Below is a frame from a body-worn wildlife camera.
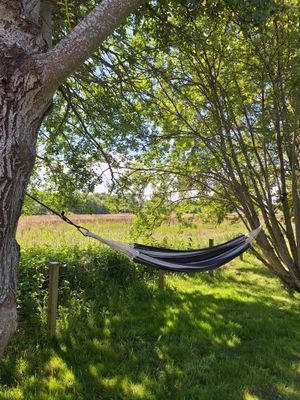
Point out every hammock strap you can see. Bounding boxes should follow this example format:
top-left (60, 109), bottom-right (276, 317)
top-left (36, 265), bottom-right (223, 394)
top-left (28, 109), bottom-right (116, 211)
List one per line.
top-left (25, 192), bottom-right (89, 236)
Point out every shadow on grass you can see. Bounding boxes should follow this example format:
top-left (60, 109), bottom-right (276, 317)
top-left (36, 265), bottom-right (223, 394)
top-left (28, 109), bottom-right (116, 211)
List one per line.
top-left (0, 250), bottom-right (299, 400)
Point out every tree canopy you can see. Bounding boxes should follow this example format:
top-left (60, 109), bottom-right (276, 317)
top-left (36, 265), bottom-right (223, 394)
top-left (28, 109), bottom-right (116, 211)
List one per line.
top-left (35, 1), bottom-right (300, 288)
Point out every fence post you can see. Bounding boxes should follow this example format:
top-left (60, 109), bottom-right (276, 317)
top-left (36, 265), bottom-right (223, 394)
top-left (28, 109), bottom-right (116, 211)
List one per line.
top-left (158, 269), bottom-right (165, 291)
top-left (209, 239), bottom-right (214, 276)
top-left (47, 261), bottom-right (60, 338)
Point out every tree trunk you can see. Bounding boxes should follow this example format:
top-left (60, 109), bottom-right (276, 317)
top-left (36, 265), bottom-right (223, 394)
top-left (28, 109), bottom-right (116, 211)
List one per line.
top-left (0, 290), bottom-right (18, 358)
top-left (0, 1), bottom-right (50, 356)
top-left (0, 88), bottom-right (49, 356)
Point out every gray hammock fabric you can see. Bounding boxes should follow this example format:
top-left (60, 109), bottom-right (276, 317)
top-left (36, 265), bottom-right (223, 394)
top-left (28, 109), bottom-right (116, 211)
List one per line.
top-left (83, 226), bottom-right (261, 272)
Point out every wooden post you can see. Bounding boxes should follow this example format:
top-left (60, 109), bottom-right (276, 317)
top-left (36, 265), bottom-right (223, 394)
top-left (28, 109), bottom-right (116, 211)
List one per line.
top-left (209, 239), bottom-right (214, 276)
top-left (47, 261), bottom-right (60, 338)
top-left (158, 269), bottom-right (165, 291)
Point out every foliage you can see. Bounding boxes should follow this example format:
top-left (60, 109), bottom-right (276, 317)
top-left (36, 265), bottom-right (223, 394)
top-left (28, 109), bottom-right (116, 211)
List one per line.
top-left (35, 0), bottom-right (300, 289)
top-left (22, 191), bottom-right (123, 215)
top-left (119, 0), bottom-right (300, 290)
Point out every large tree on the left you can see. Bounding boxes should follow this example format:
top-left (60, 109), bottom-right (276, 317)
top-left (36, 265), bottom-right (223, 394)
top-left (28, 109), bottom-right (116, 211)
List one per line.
top-left (0, 0), bottom-right (143, 357)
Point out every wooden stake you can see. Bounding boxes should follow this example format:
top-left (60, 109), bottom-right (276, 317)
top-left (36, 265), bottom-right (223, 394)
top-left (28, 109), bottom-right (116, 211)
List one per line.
top-left (47, 261), bottom-right (60, 338)
top-left (209, 239), bottom-right (214, 276)
top-left (158, 270), bottom-right (165, 291)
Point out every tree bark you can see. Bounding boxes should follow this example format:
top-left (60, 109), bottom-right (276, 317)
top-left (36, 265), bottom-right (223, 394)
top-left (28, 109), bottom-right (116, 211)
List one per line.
top-left (40, 0), bottom-right (143, 95)
top-left (0, 1), bottom-right (49, 354)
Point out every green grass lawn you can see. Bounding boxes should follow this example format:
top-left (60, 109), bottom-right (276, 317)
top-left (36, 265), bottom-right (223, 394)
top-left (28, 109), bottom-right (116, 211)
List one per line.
top-left (0, 216), bottom-right (299, 400)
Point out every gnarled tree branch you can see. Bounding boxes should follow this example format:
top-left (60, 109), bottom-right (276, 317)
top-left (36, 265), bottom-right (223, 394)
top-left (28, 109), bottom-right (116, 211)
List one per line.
top-left (39, 0), bottom-right (143, 95)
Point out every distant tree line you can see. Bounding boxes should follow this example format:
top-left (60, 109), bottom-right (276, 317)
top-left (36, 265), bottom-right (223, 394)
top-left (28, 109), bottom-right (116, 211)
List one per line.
top-left (22, 191), bottom-right (132, 215)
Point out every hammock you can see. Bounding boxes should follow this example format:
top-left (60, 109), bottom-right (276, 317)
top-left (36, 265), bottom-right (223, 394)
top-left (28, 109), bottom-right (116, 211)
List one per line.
top-left (25, 193), bottom-right (262, 273)
top-left (83, 226), bottom-right (262, 272)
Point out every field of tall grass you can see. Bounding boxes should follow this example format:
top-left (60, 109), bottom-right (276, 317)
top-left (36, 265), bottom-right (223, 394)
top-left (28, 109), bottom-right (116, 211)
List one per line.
top-left (0, 215), bottom-right (299, 400)
top-left (17, 213), bottom-right (245, 248)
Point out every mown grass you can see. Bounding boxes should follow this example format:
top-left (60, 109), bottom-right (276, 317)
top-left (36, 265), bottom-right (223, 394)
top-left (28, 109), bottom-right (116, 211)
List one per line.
top-left (0, 215), bottom-right (299, 400)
